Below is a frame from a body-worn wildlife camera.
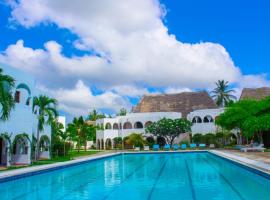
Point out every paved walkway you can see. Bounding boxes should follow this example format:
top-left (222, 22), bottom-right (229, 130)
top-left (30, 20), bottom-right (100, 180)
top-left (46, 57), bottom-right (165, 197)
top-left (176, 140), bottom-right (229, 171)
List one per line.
top-left (211, 150), bottom-right (270, 174)
top-left (220, 150), bottom-right (270, 164)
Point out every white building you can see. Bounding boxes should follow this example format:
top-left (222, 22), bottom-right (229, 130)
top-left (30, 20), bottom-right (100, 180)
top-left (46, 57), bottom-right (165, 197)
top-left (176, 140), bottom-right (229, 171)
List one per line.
top-left (0, 65), bottom-right (51, 166)
top-left (187, 108), bottom-right (224, 134)
top-left (96, 112), bottom-right (181, 149)
top-left (96, 108), bottom-right (223, 149)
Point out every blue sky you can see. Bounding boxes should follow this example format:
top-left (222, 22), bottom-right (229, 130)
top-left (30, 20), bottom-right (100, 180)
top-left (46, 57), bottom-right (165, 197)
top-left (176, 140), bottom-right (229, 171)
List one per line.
top-left (160, 0), bottom-right (270, 76)
top-left (0, 0), bottom-right (269, 119)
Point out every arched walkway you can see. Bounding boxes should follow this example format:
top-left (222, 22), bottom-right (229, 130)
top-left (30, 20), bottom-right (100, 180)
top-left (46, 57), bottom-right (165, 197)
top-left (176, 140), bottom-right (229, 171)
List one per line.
top-left (97, 139), bottom-right (101, 149)
top-left (39, 135), bottom-right (50, 159)
top-left (123, 122), bottom-right (132, 129)
top-left (105, 139), bottom-right (112, 150)
top-left (144, 121), bottom-right (152, 128)
top-left (134, 121), bottom-right (143, 129)
top-left (113, 123), bottom-right (119, 130)
top-left (12, 134), bottom-right (31, 165)
top-left (203, 115), bottom-right (214, 123)
top-left (101, 139), bottom-right (104, 150)
top-left (105, 123), bottom-right (112, 129)
top-left (0, 134), bottom-right (10, 166)
top-left (192, 116), bottom-right (202, 123)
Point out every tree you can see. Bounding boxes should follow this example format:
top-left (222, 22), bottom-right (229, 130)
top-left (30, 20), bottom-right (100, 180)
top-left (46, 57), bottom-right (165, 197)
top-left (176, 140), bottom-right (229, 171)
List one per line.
top-left (52, 121), bottom-right (70, 156)
top-left (118, 108), bottom-right (127, 116)
top-left (211, 80), bottom-right (236, 107)
top-left (146, 118), bottom-right (192, 146)
top-left (87, 109), bottom-right (105, 121)
top-left (32, 95), bottom-right (58, 160)
top-left (216, 97), bottom-right (270, 144)
top-left (0, 68), bottom-right (15, 121)
top-left (125, 133), bottom-right (145, 148)
top-left (68, 116), bottom-right (96, 152)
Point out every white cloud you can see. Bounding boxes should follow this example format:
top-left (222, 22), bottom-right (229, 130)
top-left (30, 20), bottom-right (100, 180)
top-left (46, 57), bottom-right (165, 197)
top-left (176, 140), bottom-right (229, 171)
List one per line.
top-left (40, 80), bottom-right (131, 116)
top-left (111, 85), bottom-right (150, 97)
top-left (164, 86), bottom-right (192, 94)
top-left (6, 0), bottom-right (242, 88)
top-left (0, 0), bottom-right (268, 116)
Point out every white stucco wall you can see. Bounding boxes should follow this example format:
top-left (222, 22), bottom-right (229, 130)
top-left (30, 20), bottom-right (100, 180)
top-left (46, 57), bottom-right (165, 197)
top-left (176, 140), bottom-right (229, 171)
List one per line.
top-left (187, 108), bottom-right (224, 134)
top-left (96, 109), bottom-right (225, 148)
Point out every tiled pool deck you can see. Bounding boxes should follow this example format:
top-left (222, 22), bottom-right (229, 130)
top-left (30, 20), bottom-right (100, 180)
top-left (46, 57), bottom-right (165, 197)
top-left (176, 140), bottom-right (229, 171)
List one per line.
top-left (0, 150), bottom-right (269, 182)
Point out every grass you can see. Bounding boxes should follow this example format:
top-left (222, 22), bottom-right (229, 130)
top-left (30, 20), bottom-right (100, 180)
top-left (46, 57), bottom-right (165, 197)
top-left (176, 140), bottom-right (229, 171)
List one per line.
top-left (0, 150), bottom-right (103, 171)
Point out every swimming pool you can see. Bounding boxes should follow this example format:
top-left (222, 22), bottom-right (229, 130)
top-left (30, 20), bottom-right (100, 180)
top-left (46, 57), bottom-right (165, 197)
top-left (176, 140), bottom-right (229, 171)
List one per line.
top-left (0, 152), bottom-right (269, 200)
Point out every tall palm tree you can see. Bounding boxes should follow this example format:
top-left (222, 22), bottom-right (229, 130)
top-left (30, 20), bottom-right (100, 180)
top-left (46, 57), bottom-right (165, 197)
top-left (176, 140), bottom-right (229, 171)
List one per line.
top-left (33, 95), bottom-right (58, 161)
top-left (0, 68), bottom-right (15, 121)
top-left (211, 80), bottom-right (236, 107)
top-left (87, 109), bottom-right (105, 121)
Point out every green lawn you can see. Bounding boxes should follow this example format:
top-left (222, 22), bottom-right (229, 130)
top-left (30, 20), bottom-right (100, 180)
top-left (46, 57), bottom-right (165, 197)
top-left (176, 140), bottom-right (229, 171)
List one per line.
top-left (0, 150), bottom-right (103, 171)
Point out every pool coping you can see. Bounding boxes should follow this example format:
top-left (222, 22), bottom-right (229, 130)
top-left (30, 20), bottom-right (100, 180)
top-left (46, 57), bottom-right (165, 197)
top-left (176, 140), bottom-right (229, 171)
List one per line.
top-left (209, 150), bottom-right (270, 178)
top-left (0, 152), bottom-right (121, 183)
top-left (0, 150), bottom-right (269, 183)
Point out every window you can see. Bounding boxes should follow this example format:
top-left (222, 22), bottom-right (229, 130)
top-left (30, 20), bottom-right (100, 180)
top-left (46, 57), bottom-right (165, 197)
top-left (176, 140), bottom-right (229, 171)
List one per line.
top-left (15, 91), bottom-right (20, 103)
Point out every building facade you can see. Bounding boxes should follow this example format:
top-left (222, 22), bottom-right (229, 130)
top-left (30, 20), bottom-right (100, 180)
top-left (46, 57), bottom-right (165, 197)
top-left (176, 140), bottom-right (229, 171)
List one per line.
top-left (96, 108), bottom-right (223, 149)
top-left (0, 65), bottom-right (51, 166)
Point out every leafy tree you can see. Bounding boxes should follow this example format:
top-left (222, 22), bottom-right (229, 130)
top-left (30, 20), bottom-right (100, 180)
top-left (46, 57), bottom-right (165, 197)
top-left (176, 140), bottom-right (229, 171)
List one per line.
top-left (113, 137), bottom-right (122, 149)
top-left (0, 68), bottom-right (15, 121)
top-left (118, 108), bottom-right (127, 116)
top-left (216, 97), bottom-right (270, 144)
top-left (32, 95), bottom-right (58, 161)
top-left (211, 80), bottom-right (236, 107)
top-left (146, 118), bottom-right (192, 146)
top-left (68, 116), bottom-right (96, 152)
top-left (52, 121), bottom-right (70, 156)
top-left (125, 133), bottom-right (145, 148)
top-left (87, 109), bottom-right (105, 121)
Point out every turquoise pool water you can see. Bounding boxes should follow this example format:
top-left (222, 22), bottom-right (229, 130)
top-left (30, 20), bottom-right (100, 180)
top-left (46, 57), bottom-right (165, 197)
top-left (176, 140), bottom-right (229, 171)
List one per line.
top-left (0, 152), bottom-right (269, 200)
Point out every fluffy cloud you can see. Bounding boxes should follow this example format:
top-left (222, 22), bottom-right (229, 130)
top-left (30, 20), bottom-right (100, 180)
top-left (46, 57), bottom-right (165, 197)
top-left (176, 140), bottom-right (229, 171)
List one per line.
top-left (6, 0), bottom-right (242, 88)
top-left (164, 87), bottom-right (192, 94)
top-left (0, 0), bottom-right (268, 115)
top-left (40, 80), bottom-right (131, 116)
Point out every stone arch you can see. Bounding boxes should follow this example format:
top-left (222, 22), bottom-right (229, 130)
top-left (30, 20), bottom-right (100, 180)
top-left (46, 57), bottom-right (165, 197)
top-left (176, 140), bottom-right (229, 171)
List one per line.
top-left (144, 121), bottom-right (153, 128)
top-left (15, 83), bottom-right (31, 105)
top-left (105, 138), bottom-right (112, 150)
top-left (123, 122), bottom-right (132, 129)
top-left (134, 121), bottom-right (143, 129)
top-left (203, 115), bottom-right (214, 123)
top-left (192, 116), bottom-right (202, 123)
top-left (105, 122), bottom-right (112, 129)
top-left (113, 123), bottom-right (119, 130)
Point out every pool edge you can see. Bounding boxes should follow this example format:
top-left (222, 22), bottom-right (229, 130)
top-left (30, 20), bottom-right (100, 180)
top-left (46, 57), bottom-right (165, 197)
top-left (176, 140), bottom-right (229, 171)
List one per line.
top-left (0, 150), bottom-right (269, 183)
top-left (0, 152), bottom-right (121, 183)
top-left (209, 150), bottom-right (270, 179)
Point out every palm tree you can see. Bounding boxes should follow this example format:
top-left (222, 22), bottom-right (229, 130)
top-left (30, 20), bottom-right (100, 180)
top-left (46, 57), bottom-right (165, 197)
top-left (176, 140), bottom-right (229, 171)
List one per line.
top-left (211, 80), bottom-right (236, 107)
top-left (0, 68), bottom-right (15, 121)
top-left (51, 121), bottom-right (69, 156)
top-left (87, 109), bottom-right (105, 121)
top-left (33, 95), bottom-right (58, 161)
